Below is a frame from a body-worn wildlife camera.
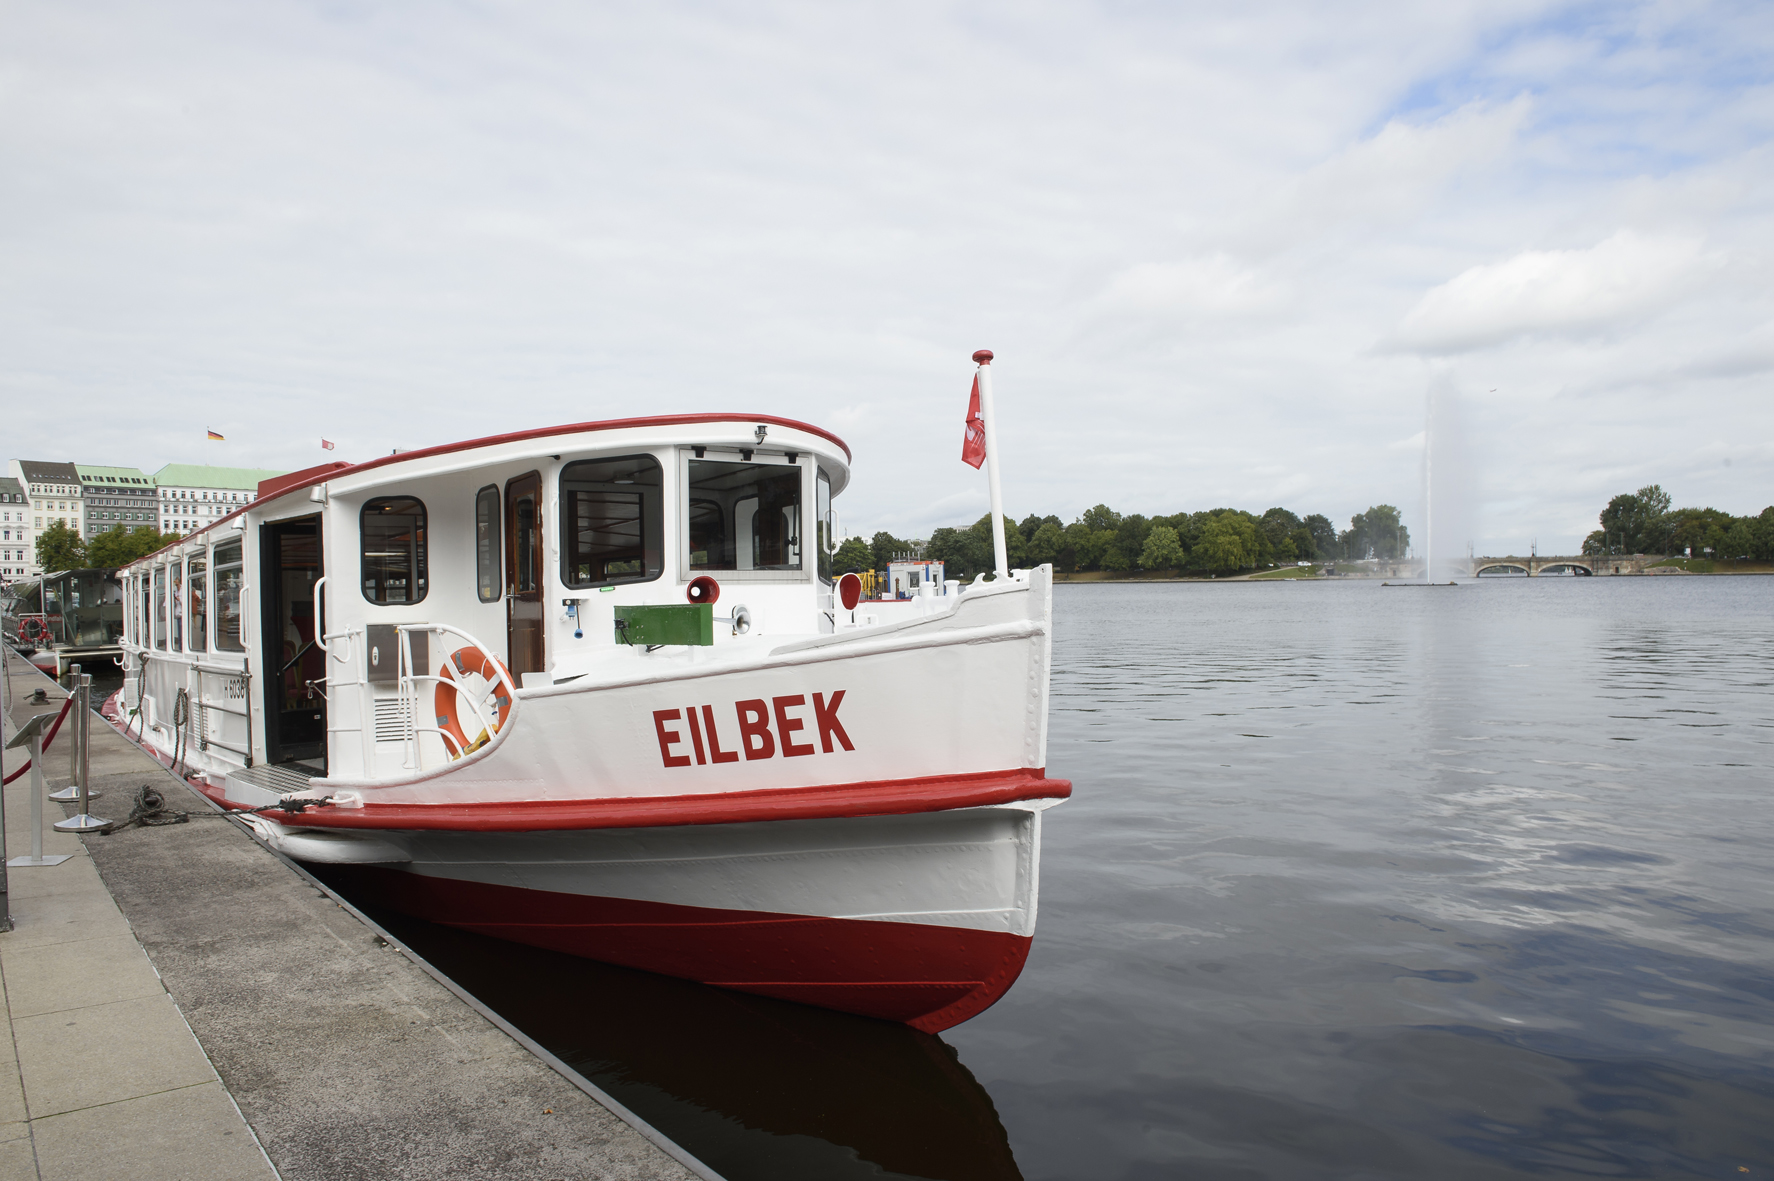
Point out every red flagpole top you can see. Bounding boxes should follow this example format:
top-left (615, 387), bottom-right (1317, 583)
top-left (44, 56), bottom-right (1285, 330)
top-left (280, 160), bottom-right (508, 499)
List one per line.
top-left (972, 349), bottom-right (994, 364)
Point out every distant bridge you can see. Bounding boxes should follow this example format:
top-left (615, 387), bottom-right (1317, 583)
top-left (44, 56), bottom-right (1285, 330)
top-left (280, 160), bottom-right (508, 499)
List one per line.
top-left (1457, 554), bottom-right (1662, 577)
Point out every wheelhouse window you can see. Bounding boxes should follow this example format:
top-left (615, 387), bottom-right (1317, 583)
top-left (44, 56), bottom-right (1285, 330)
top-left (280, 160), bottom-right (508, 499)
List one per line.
top-left (215, 540), bottom-right (244, 651)
top-left (687, 458), bottom-right (802, 573)
top-left (361, 497), bottom-right (428, 604)
top-left (817, 467), bottom-right (833, 583)
top-left (188, 556), bottom-right (208, 653)
top-left (475, 485), bottom-right (501, 602)
top-left (561, 455), bottom-right (662, 588)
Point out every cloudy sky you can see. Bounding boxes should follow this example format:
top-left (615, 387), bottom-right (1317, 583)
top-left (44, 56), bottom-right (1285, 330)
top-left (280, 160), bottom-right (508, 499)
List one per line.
top-left (4, 2), bottom-right (1770, 553)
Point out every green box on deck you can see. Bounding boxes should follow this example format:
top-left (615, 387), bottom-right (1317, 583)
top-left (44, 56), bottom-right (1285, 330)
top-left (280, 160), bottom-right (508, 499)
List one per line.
top-left (613, 604), bottom-right (714, 646)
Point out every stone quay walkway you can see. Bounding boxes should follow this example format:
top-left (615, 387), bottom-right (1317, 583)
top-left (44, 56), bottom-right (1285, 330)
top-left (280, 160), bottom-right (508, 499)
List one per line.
top-left (0, 654), bottom-right (711, 1181)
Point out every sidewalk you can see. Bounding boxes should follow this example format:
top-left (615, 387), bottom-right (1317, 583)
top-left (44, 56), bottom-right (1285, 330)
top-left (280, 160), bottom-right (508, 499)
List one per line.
top-left (0, 654), bottom-right (705, 1181)
top-left (1, 680), bottom-right (276, 1180)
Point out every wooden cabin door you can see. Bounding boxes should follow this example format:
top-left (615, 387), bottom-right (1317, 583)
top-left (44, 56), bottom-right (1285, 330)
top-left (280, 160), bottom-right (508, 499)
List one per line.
top-left (505, 472), bottom-right (544, 680)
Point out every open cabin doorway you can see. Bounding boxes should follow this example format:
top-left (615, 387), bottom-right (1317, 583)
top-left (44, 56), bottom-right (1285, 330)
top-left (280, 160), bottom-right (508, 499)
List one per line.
top-left (505, 472), bottom-right (544, 680)
top-left (261, 516), bottom-right (326, 768)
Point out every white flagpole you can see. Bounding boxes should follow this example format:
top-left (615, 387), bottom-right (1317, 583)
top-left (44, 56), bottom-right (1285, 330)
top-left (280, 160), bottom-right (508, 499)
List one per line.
top-left (974, 349), bottom-right (1009, 577)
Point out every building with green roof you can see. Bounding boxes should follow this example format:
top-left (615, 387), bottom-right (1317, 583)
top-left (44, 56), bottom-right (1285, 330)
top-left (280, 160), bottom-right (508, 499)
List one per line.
top-left (153, 463), bottom-right (288, 538)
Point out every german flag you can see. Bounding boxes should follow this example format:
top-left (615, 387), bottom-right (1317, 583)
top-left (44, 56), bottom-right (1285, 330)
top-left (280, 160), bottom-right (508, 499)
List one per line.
top-left (206, 429), bottom-right (225, 441)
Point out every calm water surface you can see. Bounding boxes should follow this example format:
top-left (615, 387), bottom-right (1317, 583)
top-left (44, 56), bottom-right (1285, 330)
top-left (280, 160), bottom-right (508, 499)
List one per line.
top-left (335, 577), bottom-right (1774, 1180)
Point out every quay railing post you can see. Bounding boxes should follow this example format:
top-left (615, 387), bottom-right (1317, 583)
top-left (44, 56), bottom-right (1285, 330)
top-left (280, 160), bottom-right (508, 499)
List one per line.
top-left (49, 669), bottom-right (98, 803)
top-left (6, 713), bottom-right (71, 868)
top-left (0, 645), bottom-right (11, 929)
top-left (55, 674), bottom-right (108, 834)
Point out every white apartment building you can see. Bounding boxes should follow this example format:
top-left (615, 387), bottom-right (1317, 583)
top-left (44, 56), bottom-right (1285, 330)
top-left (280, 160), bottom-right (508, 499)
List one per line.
top-left (0, 477), bottom-right (28, 581)
top-left (153, 464), bottom-right (286, 537)
top-left (9, 459), bottom-right (83, 580)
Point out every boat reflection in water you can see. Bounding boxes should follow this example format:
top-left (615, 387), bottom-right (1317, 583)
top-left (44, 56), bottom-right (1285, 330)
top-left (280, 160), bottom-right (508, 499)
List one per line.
top-left (326, 885), bottom-right (1023, 1181)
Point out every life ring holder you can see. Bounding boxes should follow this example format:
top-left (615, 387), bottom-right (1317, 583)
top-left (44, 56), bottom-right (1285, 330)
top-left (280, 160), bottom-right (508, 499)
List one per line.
top-left (434, 646), bottom-right (516, 759)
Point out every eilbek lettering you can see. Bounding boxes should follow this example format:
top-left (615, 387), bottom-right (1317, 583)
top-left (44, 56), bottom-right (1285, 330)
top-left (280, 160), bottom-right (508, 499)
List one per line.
top-left (653, 691), bottom-right (853, 768)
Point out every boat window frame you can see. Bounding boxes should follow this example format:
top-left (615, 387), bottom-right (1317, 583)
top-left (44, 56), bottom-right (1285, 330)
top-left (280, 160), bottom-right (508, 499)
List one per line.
top-left (360, 495), bottom-right (429, 605)
top-left (475, 484), bottom-right (502, 603)
top-left (152, 565), bottom-right (167, 650)
top-left (187, 551), bottom-right (208, 653)
top-left (170, 560), bottom-right (184, 652)
top-left (214, 539), bottom-right (245, 652)
top-left (558, 453), bottom-right (664, 590)
top-left (676, 448), bottom-right (810, 584)
top-left (816, 466), bottom-right (833, 585)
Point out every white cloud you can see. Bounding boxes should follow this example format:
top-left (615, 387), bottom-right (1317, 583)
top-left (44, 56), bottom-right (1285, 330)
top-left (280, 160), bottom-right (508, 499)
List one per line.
top-left (1094, 255), bottom-right (1286, 319)
top-left (1387, 231), bottom-right (1724, 353)
top-left (1, 2), bottom-right (1771, 555)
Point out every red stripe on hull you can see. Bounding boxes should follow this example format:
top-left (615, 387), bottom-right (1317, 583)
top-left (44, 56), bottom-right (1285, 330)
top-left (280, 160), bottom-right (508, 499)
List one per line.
top-left (329, 865), bottom-right (1031, 1033)
top-left (285, 767), bottom-right (1070, 833)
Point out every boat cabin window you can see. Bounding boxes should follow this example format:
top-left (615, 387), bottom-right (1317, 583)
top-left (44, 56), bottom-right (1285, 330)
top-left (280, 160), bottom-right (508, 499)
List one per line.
top-left (188, 555), bottom-right (208, 653)
top-left (817, 467), bottom-right (833, 583)
top-left (560, 455), bottom-right (662, 588)
top-left (361, 497), bottom-right (429, 604)
top-left (215, 540), bottom-right (244, 651)
top-left (139, 575), bottom-right (151, 648)
top-left (152, 567), bottom-right (166, 650)
top-left (687, 458), bottom-right (801, 573)
top-left (170, 562), bottom-right (185, 651)
top-left (475, 485), bottom-right (501, 603)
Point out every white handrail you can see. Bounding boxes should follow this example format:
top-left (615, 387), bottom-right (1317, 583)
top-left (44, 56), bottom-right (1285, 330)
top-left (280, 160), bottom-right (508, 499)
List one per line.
top-left (312, 577), bottom-right (329, 657)
top-left (394, 623), bottom-right (517, 774)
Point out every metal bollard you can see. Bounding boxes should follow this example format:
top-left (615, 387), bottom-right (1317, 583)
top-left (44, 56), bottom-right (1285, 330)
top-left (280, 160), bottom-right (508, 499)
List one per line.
top-left (55, 674), bottom-right (108, 834)
top-left (49, 671), bottom-right (99, 803)
top-left (6, 712), bottom-right (71, 867)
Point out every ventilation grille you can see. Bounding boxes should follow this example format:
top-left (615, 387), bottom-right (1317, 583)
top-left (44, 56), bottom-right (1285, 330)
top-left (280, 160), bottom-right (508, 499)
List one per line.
top-left (374, 697), bottom-right (414, 744)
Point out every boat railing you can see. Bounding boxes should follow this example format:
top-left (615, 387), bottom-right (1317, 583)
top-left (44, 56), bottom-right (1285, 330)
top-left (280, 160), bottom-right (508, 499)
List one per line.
top-left (393, 623), bottom-right (517, 774)
top-left (115, 643), bottom-right (253, 765)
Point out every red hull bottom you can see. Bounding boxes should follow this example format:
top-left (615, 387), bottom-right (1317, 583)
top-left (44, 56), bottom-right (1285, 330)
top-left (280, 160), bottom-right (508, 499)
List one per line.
top-left (329, 865), bottom-right (1032, 1033)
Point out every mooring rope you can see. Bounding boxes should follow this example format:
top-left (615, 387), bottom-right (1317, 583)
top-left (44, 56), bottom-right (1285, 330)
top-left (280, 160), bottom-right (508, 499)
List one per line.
top-left (170, 688), bottom-right (190, 777)
top-left (122, 656), bottom-right (148, 741)
top-left (100, 786), bottom-right (336, 835)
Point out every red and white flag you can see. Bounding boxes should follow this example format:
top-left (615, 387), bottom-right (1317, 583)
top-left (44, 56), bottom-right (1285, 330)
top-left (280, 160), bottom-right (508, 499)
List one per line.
top-left (961, 376), bottom-right (986, 469)
top-left (321, 439), bottom-right (335, 451)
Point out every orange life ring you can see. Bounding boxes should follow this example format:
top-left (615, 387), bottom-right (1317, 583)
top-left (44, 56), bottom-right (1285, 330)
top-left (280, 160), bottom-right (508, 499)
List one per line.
top-left (434, 647), bottom-right (514, 757)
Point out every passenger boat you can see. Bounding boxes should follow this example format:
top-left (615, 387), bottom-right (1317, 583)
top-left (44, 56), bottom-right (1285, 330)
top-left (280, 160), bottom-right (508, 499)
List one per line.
top-left (103, 409), bottom-right (1067, 1032)
top-left (6, 568), bottom-right (125, 676)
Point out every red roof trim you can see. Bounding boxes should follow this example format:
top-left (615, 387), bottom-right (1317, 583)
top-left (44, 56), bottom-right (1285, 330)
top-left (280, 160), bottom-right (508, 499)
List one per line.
top-left (258, 461), bottom-right (352, 501)
top-left (268, 767), bottom-right (1068, 833)
top-left (256, 413), bottom-right (852, 512)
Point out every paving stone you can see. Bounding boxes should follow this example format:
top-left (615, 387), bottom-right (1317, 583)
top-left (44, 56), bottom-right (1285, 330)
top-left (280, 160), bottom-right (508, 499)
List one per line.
top-left (31, 1082), bottom-right (273, 1181)
top-left (13, 993), bottom-right (215, 1118)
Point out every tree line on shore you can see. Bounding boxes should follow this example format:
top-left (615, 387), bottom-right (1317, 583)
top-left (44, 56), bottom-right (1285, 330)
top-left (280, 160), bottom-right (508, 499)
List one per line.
top-left (836, 504), bottom-right (1414, 581)
top-left (30, 521), bottom-right (180, 574)
top-left (1581, 485), bottom-right (1774, 560)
